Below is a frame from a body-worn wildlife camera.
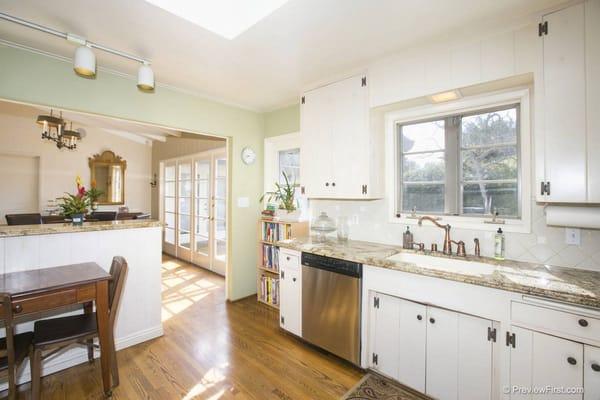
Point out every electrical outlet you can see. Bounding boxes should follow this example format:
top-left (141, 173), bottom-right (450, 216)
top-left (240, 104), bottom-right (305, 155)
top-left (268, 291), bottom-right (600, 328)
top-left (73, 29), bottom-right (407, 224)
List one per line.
top-left (565, 228), bottom-right (581, 246)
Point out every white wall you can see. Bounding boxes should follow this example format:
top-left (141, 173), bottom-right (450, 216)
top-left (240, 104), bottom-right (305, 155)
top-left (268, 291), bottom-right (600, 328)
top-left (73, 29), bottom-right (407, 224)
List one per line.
top-left (308, 14), bottom-right (600, 272)
top-left (0, 102), bottom-right (152, 218)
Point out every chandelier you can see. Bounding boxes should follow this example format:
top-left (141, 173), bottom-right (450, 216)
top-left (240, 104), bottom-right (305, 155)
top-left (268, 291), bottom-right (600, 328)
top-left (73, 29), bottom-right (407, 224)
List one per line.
top-left (36, 110), bottom-right (81, 150)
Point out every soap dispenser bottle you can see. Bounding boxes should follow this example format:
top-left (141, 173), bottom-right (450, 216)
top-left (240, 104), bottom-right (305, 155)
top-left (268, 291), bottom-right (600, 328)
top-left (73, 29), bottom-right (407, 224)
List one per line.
top-left (494, 228), bottom-right (505, 260)
top-left (403, 226), bottom-right (413, 249)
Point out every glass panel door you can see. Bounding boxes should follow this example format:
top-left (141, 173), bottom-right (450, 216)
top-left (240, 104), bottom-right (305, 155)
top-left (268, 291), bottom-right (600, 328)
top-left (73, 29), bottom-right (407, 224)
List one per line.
top-left (177, 160), bottom-right (193, 260)
top-left (212, 154), bottom-right (227, 275)
top-left (162, 161), bottom-right (177, 255)
top-left (193, 157), bottom-right (211, 267)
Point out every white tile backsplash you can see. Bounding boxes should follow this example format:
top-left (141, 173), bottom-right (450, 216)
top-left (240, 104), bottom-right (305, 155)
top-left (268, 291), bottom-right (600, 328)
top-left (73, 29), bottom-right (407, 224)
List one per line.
top-left (308, 198), bottom-right (600, 272)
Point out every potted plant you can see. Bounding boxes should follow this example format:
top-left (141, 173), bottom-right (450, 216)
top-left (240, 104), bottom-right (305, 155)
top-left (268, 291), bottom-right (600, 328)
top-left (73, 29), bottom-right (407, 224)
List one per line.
top-left (260, 172), bottom-right (301, 221)
top-left (86, 179), bottom-right (104, 211)
top-left (58, 176), bottom-right (90, 225)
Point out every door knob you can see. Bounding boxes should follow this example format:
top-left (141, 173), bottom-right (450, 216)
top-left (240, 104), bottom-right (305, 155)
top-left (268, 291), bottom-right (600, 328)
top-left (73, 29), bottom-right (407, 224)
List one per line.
top-left (417, 315), bottom-right (422, 321)
top-left (578, 319), bottom-right (588, 327)
top-left (567, 357), bottom-right (577, 365)
top-left (12, 304), bottom-right (22, 313)
top-left (429, 317), bottom-right (435, 324)
top-left (592, 363), bottom-right (600, 372)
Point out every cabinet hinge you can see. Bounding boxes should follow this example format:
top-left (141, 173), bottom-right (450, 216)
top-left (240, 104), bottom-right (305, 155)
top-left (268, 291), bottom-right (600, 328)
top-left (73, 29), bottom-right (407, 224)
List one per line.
top-left (301, 96), bottom-right (305, 104)
top-left (540, 181), bottom-right (551, 196)
top-left (281, 270), bottom-right (285, 279)
top-left (487, 327), bottom-right (497, 342)
top-left (281, 316), bottom-right (284, 325)
top-left (538, 21), bottom-right (548, 37)
top-left (373, 296), bottom-right (380, 309)
top-left (361, 184), bottom-right (368, 195)
top-left (506, 331), bottom-right (516, 348)
top-left (361, 76), bottom-right (367, 87)
top-left (372, 353), bottom-right (378, 365)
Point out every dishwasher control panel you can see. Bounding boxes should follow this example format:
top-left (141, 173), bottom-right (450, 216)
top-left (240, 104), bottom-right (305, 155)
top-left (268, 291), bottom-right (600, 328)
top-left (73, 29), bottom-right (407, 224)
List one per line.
top-left (301, 252), bottom-right (362, 277)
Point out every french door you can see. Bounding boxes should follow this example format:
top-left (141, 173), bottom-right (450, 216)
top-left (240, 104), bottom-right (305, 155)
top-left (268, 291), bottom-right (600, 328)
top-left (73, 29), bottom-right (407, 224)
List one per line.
top-left (161, 149), bottom-right (227, 276)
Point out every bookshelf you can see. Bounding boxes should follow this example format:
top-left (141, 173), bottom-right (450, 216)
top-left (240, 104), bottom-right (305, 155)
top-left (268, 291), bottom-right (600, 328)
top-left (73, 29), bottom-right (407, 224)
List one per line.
top-left (257, 218), bottom-right (308, 310)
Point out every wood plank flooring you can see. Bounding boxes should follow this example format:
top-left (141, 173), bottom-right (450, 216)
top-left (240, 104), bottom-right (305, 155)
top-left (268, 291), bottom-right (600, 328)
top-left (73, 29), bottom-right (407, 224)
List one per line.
top-left (8, 255), bottom-right (364, 399)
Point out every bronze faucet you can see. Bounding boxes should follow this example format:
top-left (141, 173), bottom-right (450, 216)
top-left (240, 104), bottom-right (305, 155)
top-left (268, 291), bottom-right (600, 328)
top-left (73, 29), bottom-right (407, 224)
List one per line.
top-left (451, 240), bottom-right (466, 257)
top-left (417, 216), bottom-right (452, 255)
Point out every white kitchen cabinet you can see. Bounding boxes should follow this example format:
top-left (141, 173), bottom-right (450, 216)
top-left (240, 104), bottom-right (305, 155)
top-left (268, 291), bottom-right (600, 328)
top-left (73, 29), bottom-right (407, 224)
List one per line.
top-left (426, 307), bottom-right (459, 399)
top-left (509, 326), bottom-right (584, 400)
top-left (300, 74), bottom-right (381, 199)
top-left (584, 345), bottom-right (600, 400)
top-left (538, 0), bottom-right (600, 203)
top-left (370, 293), bottom-right (402, 379)
top-left (279, 249), bottom-right (301, 336)
top-left (397, 298), bottom-right (427, 392)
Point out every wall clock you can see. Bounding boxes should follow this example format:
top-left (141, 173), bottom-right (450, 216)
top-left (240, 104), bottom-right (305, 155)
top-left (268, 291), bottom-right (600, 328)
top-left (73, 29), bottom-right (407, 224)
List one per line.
top-left (241, 146), bottom-right (256, 165)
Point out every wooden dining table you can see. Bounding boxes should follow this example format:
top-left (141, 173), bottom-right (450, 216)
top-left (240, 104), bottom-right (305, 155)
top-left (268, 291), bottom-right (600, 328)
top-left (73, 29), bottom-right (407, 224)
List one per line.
top-left (0, 262), bottom-right (113, 396)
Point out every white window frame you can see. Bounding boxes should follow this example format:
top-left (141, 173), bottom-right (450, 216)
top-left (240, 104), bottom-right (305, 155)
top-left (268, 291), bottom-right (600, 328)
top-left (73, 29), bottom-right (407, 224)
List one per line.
top-left (385, 88), bottom-right (532, 233)
top-left (264, 132), bottom-right (301, 193)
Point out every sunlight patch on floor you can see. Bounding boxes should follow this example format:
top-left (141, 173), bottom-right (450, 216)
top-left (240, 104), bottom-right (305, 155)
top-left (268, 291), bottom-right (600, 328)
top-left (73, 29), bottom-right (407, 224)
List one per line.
top-left (181, 365), bottom-right (227, 400)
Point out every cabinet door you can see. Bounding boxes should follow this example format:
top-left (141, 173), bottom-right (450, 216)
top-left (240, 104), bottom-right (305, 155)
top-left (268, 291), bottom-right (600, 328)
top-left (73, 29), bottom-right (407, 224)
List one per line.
top-left (510, 326), bottom-right (583, 400)
top-left (397, 299), bottom-right (427, 392)
top-left (300, 86), bottom-right (334, 198)
top-left (279, 267), bottom-right (301, 336)
top-left (426, 307), bottom-right (459, 400)
top-left (457, 313), bottom-right (493, 400)
top-left (370, 293), bottom-right (401, 379)
top-left (542, 3), bottom-right (587, 202)
top-left (584, 345), bottom-right (600, 400)
top-left (330, 75), bottom-right (370, 198)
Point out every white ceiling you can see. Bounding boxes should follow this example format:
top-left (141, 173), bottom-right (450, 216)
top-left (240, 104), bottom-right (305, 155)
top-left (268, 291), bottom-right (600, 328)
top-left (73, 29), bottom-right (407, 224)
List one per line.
top-left (0, 0), bottom-right (567, 111)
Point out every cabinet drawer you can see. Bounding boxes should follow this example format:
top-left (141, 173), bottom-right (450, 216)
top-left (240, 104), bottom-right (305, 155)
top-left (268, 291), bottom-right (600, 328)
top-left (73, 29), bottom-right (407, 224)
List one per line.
top-left (512, 301), bottom-right (600, 343)
top-left (13, 288), bottom-right (78, 316)
top-left (280, 249), bottom-right (300, 270)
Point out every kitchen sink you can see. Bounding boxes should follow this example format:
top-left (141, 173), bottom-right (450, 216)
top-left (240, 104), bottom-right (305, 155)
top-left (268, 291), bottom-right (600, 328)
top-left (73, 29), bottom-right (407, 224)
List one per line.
top-left (386, 252), bottom-right (497, 276)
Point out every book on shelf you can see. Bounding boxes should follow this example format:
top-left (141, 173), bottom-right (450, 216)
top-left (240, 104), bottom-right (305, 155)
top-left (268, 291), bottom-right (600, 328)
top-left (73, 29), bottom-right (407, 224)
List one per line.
top-left (262, 244), bottom-right (279, 272)
top-left (259, 274), bottom-right (279, 306)
top-left (262, 221), bottom-right (294, 242)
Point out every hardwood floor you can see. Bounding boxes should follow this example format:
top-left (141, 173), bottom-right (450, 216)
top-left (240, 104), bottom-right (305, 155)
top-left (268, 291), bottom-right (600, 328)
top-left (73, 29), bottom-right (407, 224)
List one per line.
top-left (9, 255), bottom-right (364, 399)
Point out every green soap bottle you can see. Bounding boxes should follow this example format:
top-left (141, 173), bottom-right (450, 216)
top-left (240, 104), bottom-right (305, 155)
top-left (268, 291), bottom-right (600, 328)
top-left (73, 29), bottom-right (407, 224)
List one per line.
top-left (494, 228), bottom-right (505, 260)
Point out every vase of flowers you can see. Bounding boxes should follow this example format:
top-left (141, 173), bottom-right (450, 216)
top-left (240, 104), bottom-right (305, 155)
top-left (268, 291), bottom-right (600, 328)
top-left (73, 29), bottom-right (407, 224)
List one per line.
top-left (86, 180), bottom-right (104, 211)
top-left (58, 176), bottom-right (90, 225)
top-left (260, 172), bottom-right (301, 221)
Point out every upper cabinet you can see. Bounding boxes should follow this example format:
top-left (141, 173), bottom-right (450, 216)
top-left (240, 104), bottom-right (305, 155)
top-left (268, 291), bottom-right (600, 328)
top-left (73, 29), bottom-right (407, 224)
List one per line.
top-left (300, 74), bottom-right (382, 199)
top-left (538, 0), bottom-right (600, 203)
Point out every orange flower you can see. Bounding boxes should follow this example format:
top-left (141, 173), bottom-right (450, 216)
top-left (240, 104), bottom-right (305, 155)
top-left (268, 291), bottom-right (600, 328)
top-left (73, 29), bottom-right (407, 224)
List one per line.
top-left (91, 179), bottom-right (97, 189)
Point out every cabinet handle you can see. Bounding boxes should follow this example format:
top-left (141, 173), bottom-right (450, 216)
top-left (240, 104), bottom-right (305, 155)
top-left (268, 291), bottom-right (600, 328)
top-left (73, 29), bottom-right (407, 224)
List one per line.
top-left (292, 277), bottom-right (296, 282)
top-left (417, 315), bottom-right (422, 321)
top-left (567, 357), bottom-right (577, 366)
top-left (332, 182), bottom-right (336, 187)
top-left (12, 304), bottom-right (22, 314)
top-left (286, 256), bottom-right (291, 261)
top-left (325, 182), bottom-right (329, 187)
top-left (592, 363), bottom-right (600, 372)
top-left (429, 317), bottom-right (435, 324)
top-left (540, 181), bottom-right (545, 196)
top-left (578, 319), bottom-right (588, 327)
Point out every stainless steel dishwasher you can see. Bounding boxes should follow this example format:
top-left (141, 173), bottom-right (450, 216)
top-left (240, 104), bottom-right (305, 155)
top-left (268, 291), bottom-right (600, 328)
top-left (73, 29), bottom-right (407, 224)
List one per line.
top-left (301, 252), bottom-right (362, 365)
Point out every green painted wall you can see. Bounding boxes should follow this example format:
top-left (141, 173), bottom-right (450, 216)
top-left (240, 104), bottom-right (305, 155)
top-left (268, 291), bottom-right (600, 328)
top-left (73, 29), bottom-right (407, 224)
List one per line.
top-left (0, 44), bottom-right (263, 301)
top-left (264, 104), bottom-right (300, 137)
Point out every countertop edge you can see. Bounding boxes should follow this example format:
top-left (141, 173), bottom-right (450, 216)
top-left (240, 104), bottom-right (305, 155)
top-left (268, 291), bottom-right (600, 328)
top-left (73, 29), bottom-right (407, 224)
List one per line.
top-left (0, 220), bottom-right (163, 238)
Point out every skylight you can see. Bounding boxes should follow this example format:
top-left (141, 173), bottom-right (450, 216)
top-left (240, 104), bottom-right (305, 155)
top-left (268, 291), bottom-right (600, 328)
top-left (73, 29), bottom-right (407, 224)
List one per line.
top-left (145, 0), bottom-right (290, 40)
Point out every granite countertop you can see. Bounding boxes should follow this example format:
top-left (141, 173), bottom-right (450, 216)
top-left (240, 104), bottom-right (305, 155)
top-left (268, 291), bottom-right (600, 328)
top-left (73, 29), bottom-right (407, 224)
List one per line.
top-left (0, 219), bottom-right (163, 238)
top-left (277, 237), bottom-right (600, 309)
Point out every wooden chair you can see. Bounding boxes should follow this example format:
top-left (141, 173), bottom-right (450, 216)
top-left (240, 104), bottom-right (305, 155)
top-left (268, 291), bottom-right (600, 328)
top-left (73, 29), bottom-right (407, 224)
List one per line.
top-left (40, 215), bottom-right (67, 224)
top-left (0, 294), bottom-right (34, 400)
top-left (29, 257), bottom-right (128, 399)
top-left (5, 214), bottom-right (42, 225)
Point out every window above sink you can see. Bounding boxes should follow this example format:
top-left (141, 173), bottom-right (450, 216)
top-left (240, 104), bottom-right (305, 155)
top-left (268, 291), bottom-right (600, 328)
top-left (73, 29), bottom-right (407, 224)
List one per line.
top-left (385, 88), bottom-right (532, 233)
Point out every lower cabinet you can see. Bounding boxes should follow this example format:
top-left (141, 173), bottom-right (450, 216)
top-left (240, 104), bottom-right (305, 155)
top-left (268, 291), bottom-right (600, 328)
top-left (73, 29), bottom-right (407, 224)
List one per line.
top-left (369, 292), bottom-right (494, 400)
top-left (509, 326), bottom-right (600, 400)
top-left (279, 250), bottom-right (301, 336)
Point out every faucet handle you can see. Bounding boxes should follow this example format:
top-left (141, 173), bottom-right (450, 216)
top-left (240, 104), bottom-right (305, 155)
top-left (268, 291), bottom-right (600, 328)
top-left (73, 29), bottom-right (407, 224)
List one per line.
top-left (474, 238), bottom-right (481, 257)
top-left (452, 240), bottom-right (466, 257)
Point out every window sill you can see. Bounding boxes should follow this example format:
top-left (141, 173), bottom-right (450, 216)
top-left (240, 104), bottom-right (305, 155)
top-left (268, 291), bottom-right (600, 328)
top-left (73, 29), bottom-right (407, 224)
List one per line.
top-left (390, 214), bottom-right (531, 234)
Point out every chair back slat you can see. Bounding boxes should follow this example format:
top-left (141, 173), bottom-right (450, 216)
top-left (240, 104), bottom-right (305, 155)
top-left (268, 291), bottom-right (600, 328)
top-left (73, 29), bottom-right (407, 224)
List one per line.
top-left (5, 213), bottom-right (42, 225)
top-left (108, 256), bottom-right (128, 328)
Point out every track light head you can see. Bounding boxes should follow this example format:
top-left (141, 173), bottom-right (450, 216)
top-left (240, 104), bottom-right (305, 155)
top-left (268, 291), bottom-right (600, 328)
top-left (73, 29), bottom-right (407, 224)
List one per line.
top-left (137, 62), bottom-right (155, 92)
top-left (73, 45), bottom-right (96, 78)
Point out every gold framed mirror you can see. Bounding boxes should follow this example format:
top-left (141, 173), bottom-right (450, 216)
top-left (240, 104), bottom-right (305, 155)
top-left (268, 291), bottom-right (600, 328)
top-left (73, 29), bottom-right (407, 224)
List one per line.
top-left (89, 150), bottom-right (126, 205)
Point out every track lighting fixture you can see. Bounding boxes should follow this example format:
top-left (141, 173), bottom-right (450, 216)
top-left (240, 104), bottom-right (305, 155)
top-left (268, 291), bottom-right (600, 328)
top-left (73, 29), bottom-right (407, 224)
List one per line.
top-left (137, 62), bottom-right (155, 92)
top-left (73, 45), bottom-right (96, 78)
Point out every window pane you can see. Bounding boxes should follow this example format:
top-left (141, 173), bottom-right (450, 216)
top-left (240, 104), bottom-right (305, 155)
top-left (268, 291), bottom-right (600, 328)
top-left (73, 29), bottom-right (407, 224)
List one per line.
top-left (279, 148), bottom-right (300, 183)
top-left (165, 182), bottom-right (175, 197)
top-left (463, 182), bottom-right (518, 216)
top-left (196, 180), bottom-right (209, 198)
top-left (215, 219), bottom-right (226, 241)
top-left (164, 166), bottom-right (175, 181)
top-left (179, 180), bottom-right (192, 197)
top-left (179, 230), bottom-right (191, 249)
top-left (402, 184), bottom-right (444, 213)
top-left (164, 197), bottom-right (175, 213)
top-left (216, 199), bottom-right (226, 220)
top-left (196, 217), bottom-right (209, 237)
top-left (178, 163), bottom-right (191, 180)
top-left (216, 240), bottom-right (226, 259)
top-left (179, 197), bottom-right (191, 214)
top-left (403, 152), bottom-right (445, 182)
top-left (216, 158), bottom-right (227, 178)
top-left (164, 212), bottom-right (175, 229)
top-left (401, 120), bottom-right (445, 153)
top-left (164, 228), bottom-right (175, 244)
top-left (196, 198), bottom-right (209, 218)
top-left (215, 178), bottom-right (226, 199)
top-left (462, 146), bottom-right (517, 181)
top-left (195, 161), bottom-right (209, 180)
top-left (179, 214), bottom-right (190, 231)
top-left (461, 108), bottom-right (517, 148)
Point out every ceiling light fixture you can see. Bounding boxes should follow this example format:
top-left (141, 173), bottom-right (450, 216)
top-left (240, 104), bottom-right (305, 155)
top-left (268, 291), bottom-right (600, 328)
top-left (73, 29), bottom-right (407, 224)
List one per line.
top-left (0, 12), bottom-right (154, 93)
top-left (429, 90), bottom-right (462, 103)
top-left (37, 110), bottom-right (82, 150)
top-left (137, 62), bottom-right (155, 91)
top-left (144, 0), bottom-right (290, 40)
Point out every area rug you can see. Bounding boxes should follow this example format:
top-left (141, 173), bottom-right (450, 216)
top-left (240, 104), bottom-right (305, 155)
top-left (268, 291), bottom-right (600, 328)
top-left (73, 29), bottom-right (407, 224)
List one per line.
top-left (341, 373), bottom-right (431, 400)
